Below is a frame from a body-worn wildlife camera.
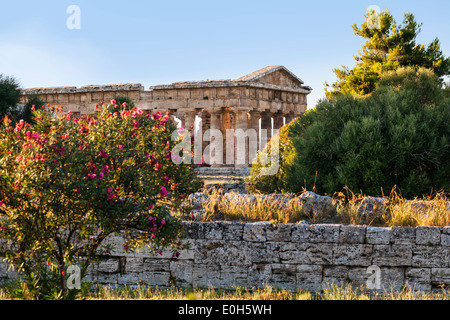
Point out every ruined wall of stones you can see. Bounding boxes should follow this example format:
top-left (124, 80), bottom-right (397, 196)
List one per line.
top-left (2, 221), bottom-right (448, 293)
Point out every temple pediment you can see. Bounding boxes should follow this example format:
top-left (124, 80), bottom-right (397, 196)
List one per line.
top-left (234, 66), bottom-right (306, 90)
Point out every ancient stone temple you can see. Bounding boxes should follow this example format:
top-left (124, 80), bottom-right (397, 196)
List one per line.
top-left (20, 66), bottom-right (311, 170)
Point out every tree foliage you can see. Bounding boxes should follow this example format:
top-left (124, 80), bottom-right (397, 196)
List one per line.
top-left (0, 74), bottom-right (21, 119)
top-left (326, 9), bottom-right (450, 98)
top-left (250, 67), bottom-right (449, 198)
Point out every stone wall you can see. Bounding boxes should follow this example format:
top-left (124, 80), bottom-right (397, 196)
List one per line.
top-left (3, 221), bottom-right (446, 294)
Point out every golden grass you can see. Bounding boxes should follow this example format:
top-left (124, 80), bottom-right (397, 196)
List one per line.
top-left (35, 283), bottom-right (449, 300)
top-left (199, 191), bottom-right (303, 224)
top-left (193, 187), bottom-right (449, 227)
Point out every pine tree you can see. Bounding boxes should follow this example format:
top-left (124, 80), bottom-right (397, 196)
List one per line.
top-left (326, 9), bottom-right (450, 98)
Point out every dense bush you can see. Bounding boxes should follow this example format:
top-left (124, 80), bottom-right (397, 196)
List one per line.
top-left (0, 74), bottom-right (21, 120)
top-left (249, 67), bottom-right (449, 198)
top-left (0, 102), bottom-right (201, 299)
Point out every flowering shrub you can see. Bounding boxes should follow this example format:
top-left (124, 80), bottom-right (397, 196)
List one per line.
top-left (0, 101), bottom-right (201, 299)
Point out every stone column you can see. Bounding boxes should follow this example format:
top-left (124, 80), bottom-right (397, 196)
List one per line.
top-left (234, 110), bottom-right (248, 167)
top-left (260, 111), bottom-right (272, 146)
top-left (200, 111), bottom-right (211, 166)
top-left (273, 113), bottom-right (284, 131)
top-left (221, 109), bottom-right (232, 166)
top-left (209, 110), bottom-right (223, 168)
top-left (247, 110), bottom-right (260, 164)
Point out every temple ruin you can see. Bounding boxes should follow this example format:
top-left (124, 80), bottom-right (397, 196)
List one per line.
top-left (20, 65), bottom-right (311, 172)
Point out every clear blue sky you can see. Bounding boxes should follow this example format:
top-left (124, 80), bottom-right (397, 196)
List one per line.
top-left (1, 0), bottom-right (449, 108)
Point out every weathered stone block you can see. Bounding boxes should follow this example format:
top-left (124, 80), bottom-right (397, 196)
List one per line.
top-left (222, 221), bottom-right (245, 240)
top-left (366, 227), bottom-right (390, 244)
top-left (98, 258), bottom-right (120, 273)
top-left (412, 245), bottom-right (449, 268)
top-left (416, 226), bottom-right (441, 245)
top-left (405, 267), bottom-right (431, 292)
top-left (143, 259), bottom-right (170, 272)
top-left (333, 244), bottom-right (373, 266)
top-left (294, 191), bottom-right (337, 219)
top-left (372, 244), bottom-right (412, 266)
top-left (431, 268), bottom-right (450, 286)
top-left (307, 243), bottom-right (334, 264)
top-left (246, 264), bottom-right (272, 288)
top-left (266, 223), bottom-right (293, 242)
top-left (170, 260), bottom-right (193, 284)
top-left (243, 222), bottom-right (268, 242)
top-left (194, 240), bottom-right (251, 266)
top-left (142, 271), bottom-right (171, 286)
top-left (296, 265), bottom-right (323, 292)
top-left (357, 197), bottom-right (389, 224)
top-left (192, 265), bottom-right (221, 288)
top-left (441, 227), bottom-right (450, 246)
top-left (292, 224), bottom-right (340, 243)
top-left (249, 242), bottom-right (280, 264)
top-left (182, 221), bottom-right (205, 239)
top-left (125, 257), bottom-right (143, 273)
top-left (339, 225), bottom-right (366, 244)
top-left (204, 222), bottom-right (223, 240)
top-left (390, 227), bottom-right (416, 244)
top-left (270, 263), bottom-right (298, 290)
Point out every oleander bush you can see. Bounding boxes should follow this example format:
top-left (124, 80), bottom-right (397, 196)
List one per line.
top-left (0, 101), bottom-right (201, 299)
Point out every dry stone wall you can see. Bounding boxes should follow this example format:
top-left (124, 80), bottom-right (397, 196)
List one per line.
top-left (1, 221), bottom-right (449, 293)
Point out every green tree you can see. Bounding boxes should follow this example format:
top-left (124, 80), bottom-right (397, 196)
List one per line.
top-left (251, 67), bottom-right (449, 198)
top-left (14, 94), bottom-right (46, 124)
top-left (0, 74), bottom-right (21, 119)
top-left (0, 103), bottom-right (201, 299)
top-left (326, 9), bottom-right (450, 98)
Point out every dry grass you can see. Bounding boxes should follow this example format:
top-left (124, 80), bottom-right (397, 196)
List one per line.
top-left (332, 187), bottom-right (450, 227)
top-left (199, 191), bottom-right (303, 224)
top-left (192, 187), bottom-right (449, 227)
top-left (55, 283), bottom-right (450, 300)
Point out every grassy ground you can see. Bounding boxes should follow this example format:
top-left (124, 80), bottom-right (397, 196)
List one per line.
top-left (195, 187), bottom-right (449, 227)
top-left (56, 283), bottom-right (450, 300)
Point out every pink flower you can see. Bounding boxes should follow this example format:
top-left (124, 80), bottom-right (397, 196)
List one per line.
top-left (118, 144), bottom-right (123, 150)
top-left (107, 193), bottom-right (114, 201)
top-left (160, 219), bottom-right (166, 226)
top-left (123, 102), bottom-right (127, 108)
top-left (102, 165), bottom-right (110, 175)
top-left (107, 187), bottom-right (114, 193)
top-left (99, 150), bottom-right (109, 158)
top-left (151, 111), bottom-right (162, 120)
top-left (111, 99), bottom-right (116, 105)
top-left (160, 186), bottom-right (168, 197)
top-left (148, 204), bottom-right (154, 209)
top-left (0, 201), bottom-right (3, 206)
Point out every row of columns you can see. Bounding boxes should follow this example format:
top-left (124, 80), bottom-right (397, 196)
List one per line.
top-left (173, 109), bottom-right (297, 167)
